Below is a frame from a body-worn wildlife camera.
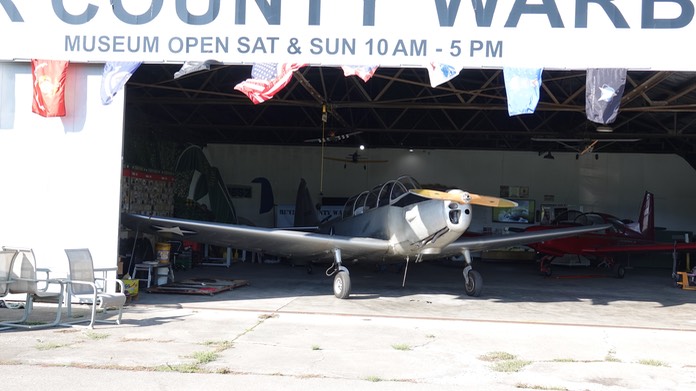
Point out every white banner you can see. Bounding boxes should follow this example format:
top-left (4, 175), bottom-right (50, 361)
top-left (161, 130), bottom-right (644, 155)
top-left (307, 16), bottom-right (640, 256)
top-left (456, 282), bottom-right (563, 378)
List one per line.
top-left (276, 204), bottom-right (343, 228)
top-left (2, 0), bottom-right (696, 70)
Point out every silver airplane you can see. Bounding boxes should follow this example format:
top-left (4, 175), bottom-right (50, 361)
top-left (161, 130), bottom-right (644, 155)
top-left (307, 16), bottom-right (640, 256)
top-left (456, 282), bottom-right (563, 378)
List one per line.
top-left (121, 176), bottom-right (608, 299)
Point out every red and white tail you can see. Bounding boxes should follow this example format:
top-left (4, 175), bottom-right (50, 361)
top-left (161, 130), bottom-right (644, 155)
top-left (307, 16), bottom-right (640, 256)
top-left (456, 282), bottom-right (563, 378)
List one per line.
top-left (637, 191), bottom-right (655, 240)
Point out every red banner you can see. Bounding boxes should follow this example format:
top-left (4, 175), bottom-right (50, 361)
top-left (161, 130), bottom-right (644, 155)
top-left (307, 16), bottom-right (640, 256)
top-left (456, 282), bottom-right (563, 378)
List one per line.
top-left (32, 59), bottom-right (68, 117)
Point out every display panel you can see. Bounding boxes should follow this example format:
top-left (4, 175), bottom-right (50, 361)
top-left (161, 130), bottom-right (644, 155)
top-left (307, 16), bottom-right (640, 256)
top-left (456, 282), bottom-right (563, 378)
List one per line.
top-left (492, 199), bottom-right (536, 224)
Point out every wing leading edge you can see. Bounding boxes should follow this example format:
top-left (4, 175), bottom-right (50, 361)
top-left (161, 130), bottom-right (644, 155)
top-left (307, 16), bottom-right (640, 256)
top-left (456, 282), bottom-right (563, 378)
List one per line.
top-left (442, 224), bottom-right (612, 255)
top-left (579, 242), bottom-right (696, 254)
top-left (123, 213), bottom-right (609, 262)
top-left (120, 213), bottom-right (391, 261)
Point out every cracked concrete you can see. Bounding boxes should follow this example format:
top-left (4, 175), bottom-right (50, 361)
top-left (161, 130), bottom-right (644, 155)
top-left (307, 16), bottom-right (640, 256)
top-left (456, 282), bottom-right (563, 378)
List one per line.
top-left (2, 259), bottom-right (695, 390)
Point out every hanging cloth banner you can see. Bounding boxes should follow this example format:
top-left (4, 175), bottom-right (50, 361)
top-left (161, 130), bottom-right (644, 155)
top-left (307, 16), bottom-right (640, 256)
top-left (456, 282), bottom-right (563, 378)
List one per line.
top-left (340, 65), bottom-right (379, 83)
top-left (235, 63), bottom-right (307, 104)
top-left (100, 61), bottom-right (141, 105)
top-left (427, 62), bottom-right (461, 88)
top-left (503, 67), bottom-right (543, 116)
top-left (586, 68), bottom-right (627, 125)
top-left (174, 60), bottom-right (219, 79)
top-left (31, 59), bottom-right (68, 117)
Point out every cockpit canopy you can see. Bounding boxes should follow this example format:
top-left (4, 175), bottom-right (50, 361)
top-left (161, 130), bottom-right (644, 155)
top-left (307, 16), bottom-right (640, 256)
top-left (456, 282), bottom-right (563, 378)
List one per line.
top-left (342, 176), bottom-right (421, 219)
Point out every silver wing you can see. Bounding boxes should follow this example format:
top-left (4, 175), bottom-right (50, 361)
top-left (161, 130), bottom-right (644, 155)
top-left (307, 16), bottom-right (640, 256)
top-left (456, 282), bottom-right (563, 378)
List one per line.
top-left (120, 213), bottom-right (391, 262)
top-left (441, 224), bottom-right (612, 256)
top-left (122, 213), bottom-right (609, 263)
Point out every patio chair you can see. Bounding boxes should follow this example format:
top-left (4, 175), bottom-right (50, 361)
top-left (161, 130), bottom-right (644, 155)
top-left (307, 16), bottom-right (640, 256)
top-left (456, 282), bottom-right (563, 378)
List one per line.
top-left (64, 248), bottom-right (126, 328)
top-left (0, 247), bottom-right (65, 330)
top-left (0, 250), bottom-right (15, 299)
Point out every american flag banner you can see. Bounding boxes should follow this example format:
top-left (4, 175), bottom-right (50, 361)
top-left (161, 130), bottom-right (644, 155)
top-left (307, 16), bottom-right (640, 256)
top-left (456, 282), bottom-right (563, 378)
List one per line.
top-left (31, 59), bottom-right (68, 117)
top-left (100, 61), bottom-right (141, 105)
top-left (427, 62), bottom-right (461, 88)
top-left (234, 63), bottom-right (307, 104)
top-left (341, 65), bottom-right (379, 83)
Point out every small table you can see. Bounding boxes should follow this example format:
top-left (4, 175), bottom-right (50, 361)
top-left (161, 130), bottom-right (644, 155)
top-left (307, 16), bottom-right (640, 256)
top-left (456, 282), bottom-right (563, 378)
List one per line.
top-left (133, 262), bottom-right (175, 288)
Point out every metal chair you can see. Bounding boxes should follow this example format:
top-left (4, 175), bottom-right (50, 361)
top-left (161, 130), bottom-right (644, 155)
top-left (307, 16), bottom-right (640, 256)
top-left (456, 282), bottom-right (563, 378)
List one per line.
top-left (0, 247), bottom-right (65, 330)
top-left (0, 250), bottom-right (15, 300)
top-left (64, 248), bottom-right (126, 328)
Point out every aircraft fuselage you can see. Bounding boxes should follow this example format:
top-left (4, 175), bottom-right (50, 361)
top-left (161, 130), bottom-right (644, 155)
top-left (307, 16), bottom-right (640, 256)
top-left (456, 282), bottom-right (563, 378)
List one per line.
top-left (322, 196), bottom-right (472, 261)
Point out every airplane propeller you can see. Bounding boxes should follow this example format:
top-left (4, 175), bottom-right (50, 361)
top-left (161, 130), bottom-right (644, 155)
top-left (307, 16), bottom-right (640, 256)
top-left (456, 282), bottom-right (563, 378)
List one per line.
top-left (411, 189), bottom-right (518, 208)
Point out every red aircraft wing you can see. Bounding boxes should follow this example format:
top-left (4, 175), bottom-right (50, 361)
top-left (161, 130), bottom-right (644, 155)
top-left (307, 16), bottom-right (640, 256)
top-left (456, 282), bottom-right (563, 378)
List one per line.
top-left (524, 191), bottom-right (696, 276)
top-left (578, 241), bottom-right (696, 254)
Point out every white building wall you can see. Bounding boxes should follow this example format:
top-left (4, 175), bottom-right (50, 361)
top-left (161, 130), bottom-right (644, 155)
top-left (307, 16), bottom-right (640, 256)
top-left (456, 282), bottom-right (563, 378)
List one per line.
top-left (0, 62), bottom-right (124, 277)
top-left (207, 144), bottom-right (696, 232)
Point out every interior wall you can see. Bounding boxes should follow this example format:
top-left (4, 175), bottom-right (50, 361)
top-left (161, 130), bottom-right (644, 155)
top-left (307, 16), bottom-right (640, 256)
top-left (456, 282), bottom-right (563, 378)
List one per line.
top-left (206, 144), bottom-right (696, 233)
top-left (0, 62), bottom-right (124, 276)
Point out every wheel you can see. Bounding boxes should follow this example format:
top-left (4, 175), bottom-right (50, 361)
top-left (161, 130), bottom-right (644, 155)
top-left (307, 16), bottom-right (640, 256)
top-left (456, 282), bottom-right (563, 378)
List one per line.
top-left (538, 255), bottom-right (554, 277)
top-left (613, 264), bottom-right (626, 279)
top-left (306, 264), bottom-right (313, 274)
top-left (541, 266), bottom-right (552, 277)
top-left (464, 270), bottom-right (483, 297)
top-left (333, 271), bottom-right (351, 299)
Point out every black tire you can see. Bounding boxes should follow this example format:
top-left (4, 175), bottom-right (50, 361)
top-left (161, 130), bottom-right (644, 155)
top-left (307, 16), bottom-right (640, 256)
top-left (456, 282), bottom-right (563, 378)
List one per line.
top-left (542, 267), bottom-right (553, 277)
top-left (614, 264), bottom-right (626, 279)
top-left (464, 270), bottom-right (483, 297)
top-left (333, 271), bottom-right (351, 299)
top-left (306, 264), bottom-right (313, 274)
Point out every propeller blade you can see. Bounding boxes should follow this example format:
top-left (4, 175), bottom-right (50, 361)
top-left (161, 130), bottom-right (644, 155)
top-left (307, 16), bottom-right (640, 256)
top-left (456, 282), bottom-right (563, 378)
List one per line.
top-left (468, 194), bottom-right (518, 208)
top-left (411, 189), bottom-right (462, 203)
top-left (411, 189), bottom-right (518, 208)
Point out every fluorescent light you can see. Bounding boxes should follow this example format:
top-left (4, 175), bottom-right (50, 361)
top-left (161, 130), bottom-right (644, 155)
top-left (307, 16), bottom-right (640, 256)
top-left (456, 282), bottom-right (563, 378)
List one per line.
top-left (597, 126), bottom-right (613, 133)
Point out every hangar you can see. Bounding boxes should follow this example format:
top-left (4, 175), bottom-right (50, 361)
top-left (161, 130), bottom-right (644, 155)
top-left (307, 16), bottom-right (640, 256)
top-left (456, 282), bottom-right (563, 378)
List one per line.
top-left (2, 0), bottom-right (696, 281)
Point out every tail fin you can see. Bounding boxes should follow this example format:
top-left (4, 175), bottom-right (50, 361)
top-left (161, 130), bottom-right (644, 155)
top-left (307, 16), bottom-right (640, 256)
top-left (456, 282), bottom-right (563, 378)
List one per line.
top-left (638, 191), bottom-right (655, 240)
top-left (251, 177), bottom-right (274, 214)
top-left (293, 178), bottom-right (320, 227)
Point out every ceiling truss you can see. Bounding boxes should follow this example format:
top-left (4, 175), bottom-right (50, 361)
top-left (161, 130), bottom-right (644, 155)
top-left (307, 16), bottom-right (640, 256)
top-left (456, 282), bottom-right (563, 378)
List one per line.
top-left (125, 65), bottom-right (696, 167)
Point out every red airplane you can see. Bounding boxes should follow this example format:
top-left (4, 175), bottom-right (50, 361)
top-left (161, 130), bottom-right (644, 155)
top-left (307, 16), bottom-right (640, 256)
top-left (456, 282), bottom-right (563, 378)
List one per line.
top-left (524, 192), bottom-right (696, 277)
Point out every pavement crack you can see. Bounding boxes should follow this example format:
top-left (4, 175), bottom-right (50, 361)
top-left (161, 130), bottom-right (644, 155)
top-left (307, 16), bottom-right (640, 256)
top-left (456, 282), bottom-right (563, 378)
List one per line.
top-left (231, 313), bottom-right (279, 342)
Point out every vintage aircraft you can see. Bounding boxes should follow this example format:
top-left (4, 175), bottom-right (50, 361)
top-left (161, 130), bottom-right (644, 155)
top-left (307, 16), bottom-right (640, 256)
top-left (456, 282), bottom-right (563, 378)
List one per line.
top-left (532, 138), bottom-right (641, 160)
top-left (324, 151), bottom-right (388, 169)
top-left (304, 130), bottom-right (363, 144)
top-left (524, 191), bottom-right (696, 277)
top-left (121, 176), bottom-right (607, 299)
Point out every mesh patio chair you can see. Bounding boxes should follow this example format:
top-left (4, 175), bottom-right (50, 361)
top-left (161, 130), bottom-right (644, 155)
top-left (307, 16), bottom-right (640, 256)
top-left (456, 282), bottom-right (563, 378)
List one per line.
top-left (0, 250), bottom-right (15, 299)
top-left (0, 247), bottom-right (65, 330)
top-left (64, 248), bottom-right (126, 328)
top-left (0, 250), bottom-right (14, 330)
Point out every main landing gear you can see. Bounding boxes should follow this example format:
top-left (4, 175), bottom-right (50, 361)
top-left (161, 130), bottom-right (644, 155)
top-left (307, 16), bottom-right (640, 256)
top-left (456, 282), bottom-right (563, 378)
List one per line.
top-left (539, 254), bottom-right (555, 277)
top-left (326, 248), bottom-right (485, 299)
top-left (538, 254), bottom-right (626, 278)
top-left (461, 249), bottom-right (483, 297)
top-left (332, 269), bottom-right (351, 299)
top-left (464, 268), bottom-right (483, 296)
top-left (326, 248), bottom-right (352, 299)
